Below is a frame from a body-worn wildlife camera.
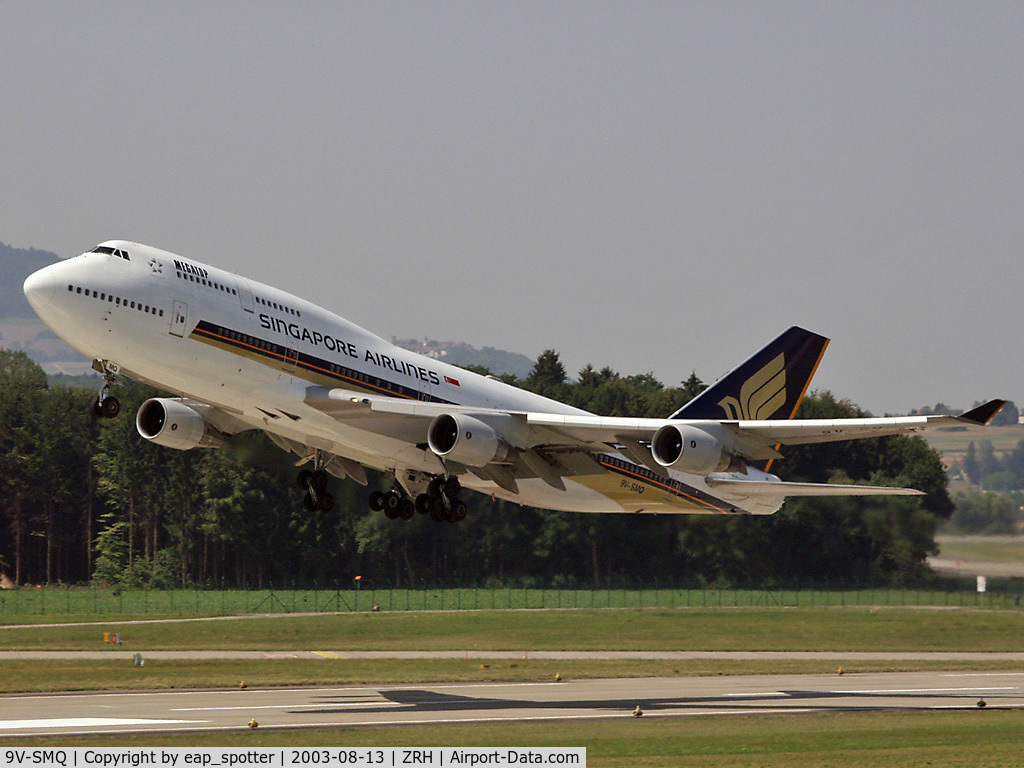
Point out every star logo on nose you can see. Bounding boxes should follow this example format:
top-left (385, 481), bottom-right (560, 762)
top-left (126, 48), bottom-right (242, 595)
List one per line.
top-left (149, 258), bottom-right (163, 274)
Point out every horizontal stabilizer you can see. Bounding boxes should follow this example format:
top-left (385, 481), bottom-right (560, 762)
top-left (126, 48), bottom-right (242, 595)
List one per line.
top-left (706, 478), bottom-right (924, 498)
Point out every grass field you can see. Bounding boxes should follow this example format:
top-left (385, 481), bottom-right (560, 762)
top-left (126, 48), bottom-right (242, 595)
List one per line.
top-left (5, 607), bottom-right (1024, 653)
top-left (922, 424), bottom-right (1024, 458)
top-left (1, 583), bottom-right (1019, 618)
top-left (936, 535), bottom-right (1024, 564)
top-left (3, 710), bottom-right (1024, 767)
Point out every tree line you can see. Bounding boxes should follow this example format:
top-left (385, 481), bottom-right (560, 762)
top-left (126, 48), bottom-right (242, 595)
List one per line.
top-left (0, 348), bottom-right (954, 589)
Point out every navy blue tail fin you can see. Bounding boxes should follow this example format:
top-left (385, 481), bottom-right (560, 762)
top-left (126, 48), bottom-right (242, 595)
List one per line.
top-left (669, 327), bottom-right (829, 422)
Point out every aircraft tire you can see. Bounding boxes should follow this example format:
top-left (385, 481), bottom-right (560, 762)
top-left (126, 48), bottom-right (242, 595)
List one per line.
top-left (399, 498), bottom-right (415, 520)
top-left (317, 492), bottom-right (334, 513)
top-left (429, 500), bottom-right (447, 523)
top-left (101, 396), bottom-right (121, 419)
top-left (450, 500), bottom-right (468, 522)
top-left (91, 396), bottom-right (104, 418)
top-left (383, 491), bottom-right (402, 515)
top-left (415, 494), bottom-right (432, 515)
top-left (368, 490), bottom-right (385, 511)
top-left (312, 469), bottom-right (329, 491)
top-left (298, 470), bottom-right (313, 491)
top-left (303, 492), bottom-right (317, 512)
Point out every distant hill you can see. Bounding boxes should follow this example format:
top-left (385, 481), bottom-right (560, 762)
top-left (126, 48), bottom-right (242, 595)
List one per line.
top-left (0, 241), bottom-right (90, 369)
top-left (391, 337), bottom-right (534, 380)
top-left (1, 242), bottom-right (61, 317)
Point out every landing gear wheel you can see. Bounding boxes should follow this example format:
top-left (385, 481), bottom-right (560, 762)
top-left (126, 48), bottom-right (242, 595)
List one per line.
top-left (450, 500), bottom-right (468, 523)
top-left (317, 492), bottom-right (334, 513)
top-left (383, 491), bottom-right (402, 517)
top-left (398, 498), bottom-right (415, 520)
top-left (303, 492), bottom-right (318, 512)
top-left (101, 397), bottom-right (121, 418)
top-left (369, 491), bottom-right (385, 512)
top-left (312, 469), bottom-right (329, 492)
top-left (91, 396), bottom-right (104, 418)
top-left (415, 494), bottom-right (432, 515)
top-left (429, 499), bottom-right (448, 523)
top-left (298, 469), bottom-right (313, 491)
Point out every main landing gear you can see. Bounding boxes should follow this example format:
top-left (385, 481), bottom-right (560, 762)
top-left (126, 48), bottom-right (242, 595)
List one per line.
top-left (369, 476), bottom-right (468, 524)
top-left (91, 360), bottom-right (121, 419)
top-left (298, 451), bottom-right (334, 513)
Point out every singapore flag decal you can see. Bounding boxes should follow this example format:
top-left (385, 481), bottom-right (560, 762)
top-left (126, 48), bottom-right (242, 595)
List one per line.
top-left (444, 375), bottom-right (461, 387)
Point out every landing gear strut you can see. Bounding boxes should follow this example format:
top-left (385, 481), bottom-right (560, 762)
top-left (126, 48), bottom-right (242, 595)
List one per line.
top-left (91, 360), bottom-right (121, 419)
top-left (297, 451), bottom-right (334, 513)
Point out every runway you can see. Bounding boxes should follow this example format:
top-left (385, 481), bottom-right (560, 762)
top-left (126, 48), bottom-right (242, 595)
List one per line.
top-left (5, 649), bottom-right (1024, 661)
top-left (0, 670), bottom-right (1022, 737)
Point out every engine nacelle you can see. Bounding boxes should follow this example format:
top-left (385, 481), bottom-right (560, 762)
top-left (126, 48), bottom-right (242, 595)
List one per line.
top-left (136, 398), bottom-right (224, 450)
top-left (427, 413), bottom-right (510, 467)
top-left (650, 424), bottom-right (731, 474)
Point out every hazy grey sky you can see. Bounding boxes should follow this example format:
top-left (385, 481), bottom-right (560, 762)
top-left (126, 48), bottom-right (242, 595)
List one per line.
top-left (3, 2), bottom-right (1022, 414)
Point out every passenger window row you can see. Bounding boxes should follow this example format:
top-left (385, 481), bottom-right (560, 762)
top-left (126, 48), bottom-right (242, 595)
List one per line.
top-left (175, 270), bottom-right (237, 296)
top-left (255, 295), bottom-right (301, 317)
top-left (67, 284), bottom-right (164, 317)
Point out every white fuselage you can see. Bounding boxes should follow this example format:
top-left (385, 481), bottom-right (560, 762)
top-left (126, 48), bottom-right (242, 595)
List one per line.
top-left (23, 242), bottom-right (784, 515)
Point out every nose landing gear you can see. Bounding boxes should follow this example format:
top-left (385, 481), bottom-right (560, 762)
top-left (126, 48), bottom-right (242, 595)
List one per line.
top-left (91, 360), bottom-right (121, 419)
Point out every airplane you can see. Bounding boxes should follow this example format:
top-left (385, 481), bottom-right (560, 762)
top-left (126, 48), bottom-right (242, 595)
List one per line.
top-left (22, 240), bottom-right (1004, 522)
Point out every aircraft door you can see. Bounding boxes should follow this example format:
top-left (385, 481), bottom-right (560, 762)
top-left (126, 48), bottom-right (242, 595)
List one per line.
top-left (235, 276), bottom-right (255, 313)
top-left (169, 300), bottom-right (188, 338)
top-left (281, 345), bottom-right (299, 373)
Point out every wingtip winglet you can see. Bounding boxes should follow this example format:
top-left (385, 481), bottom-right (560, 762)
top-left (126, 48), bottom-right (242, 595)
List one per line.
top-left (958, 399), bottom-right (1007, 426)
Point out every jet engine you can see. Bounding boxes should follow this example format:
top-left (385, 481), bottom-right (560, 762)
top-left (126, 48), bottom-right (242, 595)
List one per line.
top-left (650, 424), bottom-right (731, 474)
top-left (427, 413), bottom-right (511, 467)
top-left (136, 398), bottom-right (224, 450)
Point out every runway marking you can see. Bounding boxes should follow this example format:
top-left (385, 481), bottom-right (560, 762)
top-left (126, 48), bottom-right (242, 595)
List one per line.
top-left (313, 651), bottom-right (346, 659)
top-left (0, 681), bottom-right (562, 702)
top-left (0, 709), bottom-right (822, 736)
top-left (0, 718), bottom-right (204, 730)
top-left (173, 697), bottom-right (512, 712)
top-left (833, 686), bottom-right (1018, 694)
top-left (943, 672), bottom-right (1024, 677)
top-left (172, 702), bottom-right (395, 712)
top-left (724, 692), bottom-right (790, 698)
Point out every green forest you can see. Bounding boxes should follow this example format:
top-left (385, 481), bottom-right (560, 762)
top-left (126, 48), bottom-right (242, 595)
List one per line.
top-left (0, 347), bottom-right (959, 590)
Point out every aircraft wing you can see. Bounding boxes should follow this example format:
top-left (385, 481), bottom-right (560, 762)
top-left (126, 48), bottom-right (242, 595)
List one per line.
top-left (705, 477), bottom-right (924, 497)
top-left (522, 399), bottom-right (1006, 448)
top-left (305, 386), bottom-right (1005, 462)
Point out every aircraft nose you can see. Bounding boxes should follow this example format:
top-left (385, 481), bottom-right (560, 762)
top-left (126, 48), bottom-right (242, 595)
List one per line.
top-left (23, 264), bottom-right (62, 315)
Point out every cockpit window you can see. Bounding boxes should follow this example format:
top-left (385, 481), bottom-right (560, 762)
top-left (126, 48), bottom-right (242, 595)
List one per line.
top-left (90, 245), bottom-right (130, 260)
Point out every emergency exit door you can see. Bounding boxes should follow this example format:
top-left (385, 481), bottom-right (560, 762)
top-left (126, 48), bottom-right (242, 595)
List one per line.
top-left (169, 301), bottom-right (187, 337)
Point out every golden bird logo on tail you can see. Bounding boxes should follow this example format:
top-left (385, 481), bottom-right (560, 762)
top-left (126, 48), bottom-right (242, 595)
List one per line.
top-left (718, 353), bottom-right (787, 420)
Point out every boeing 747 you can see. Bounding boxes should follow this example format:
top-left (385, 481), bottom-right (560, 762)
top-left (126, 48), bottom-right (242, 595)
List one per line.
top-left (23, 241), bottom-right (1004, 522)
